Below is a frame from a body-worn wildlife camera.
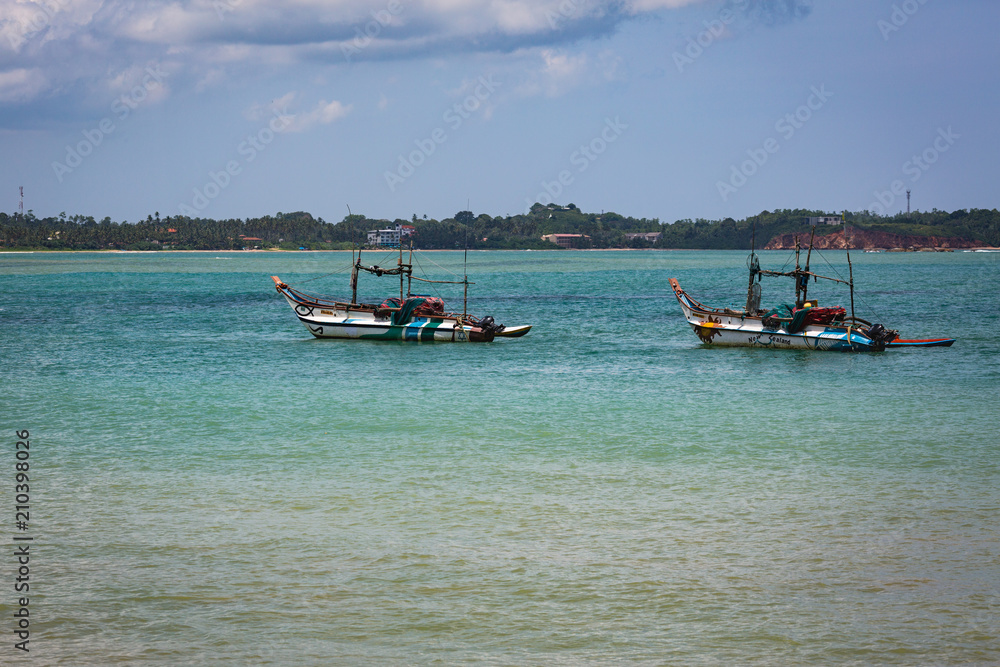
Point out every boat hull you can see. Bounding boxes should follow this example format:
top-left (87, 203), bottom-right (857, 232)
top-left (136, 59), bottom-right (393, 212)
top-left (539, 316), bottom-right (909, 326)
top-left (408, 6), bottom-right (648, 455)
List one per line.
top-left (687, 320), bottom-right (878, 351)
top-left (283, 295), bottom-right (490, 342)
top-left (274, 280), bottom-right (494, 342)
top-left (670, 278), bottom-right (880, 352)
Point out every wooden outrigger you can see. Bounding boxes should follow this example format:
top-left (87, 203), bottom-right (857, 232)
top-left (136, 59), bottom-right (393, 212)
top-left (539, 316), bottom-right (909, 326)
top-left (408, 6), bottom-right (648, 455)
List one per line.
top-left (670, 227), bottom-right (955, 351)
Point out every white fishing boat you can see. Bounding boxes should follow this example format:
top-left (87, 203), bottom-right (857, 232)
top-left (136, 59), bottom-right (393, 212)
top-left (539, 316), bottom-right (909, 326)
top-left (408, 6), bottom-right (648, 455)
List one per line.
top-left (273, 247), bottom-right (530, 342)
top-left (670, 229), bottom-right (955, 351)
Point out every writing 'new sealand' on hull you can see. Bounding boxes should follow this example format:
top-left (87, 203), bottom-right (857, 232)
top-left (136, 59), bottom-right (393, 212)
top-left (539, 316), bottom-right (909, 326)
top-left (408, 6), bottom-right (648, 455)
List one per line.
top-left (673, 289), bottom-right (893, 351)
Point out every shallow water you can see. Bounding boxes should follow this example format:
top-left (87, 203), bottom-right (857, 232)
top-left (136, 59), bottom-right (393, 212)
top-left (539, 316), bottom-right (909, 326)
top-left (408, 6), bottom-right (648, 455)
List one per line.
top-left (2, 249), bottom-right (998, 664)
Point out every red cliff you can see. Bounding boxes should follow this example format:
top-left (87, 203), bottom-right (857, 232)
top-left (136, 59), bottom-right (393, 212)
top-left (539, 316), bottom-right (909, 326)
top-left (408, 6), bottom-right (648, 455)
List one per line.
top-left (764, 228), bottom-right (980, 250)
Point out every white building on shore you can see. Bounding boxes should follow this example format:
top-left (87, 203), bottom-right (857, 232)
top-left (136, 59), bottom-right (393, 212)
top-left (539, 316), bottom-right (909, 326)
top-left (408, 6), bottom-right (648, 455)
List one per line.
top-left (367, 222), bottom-right (416, 247)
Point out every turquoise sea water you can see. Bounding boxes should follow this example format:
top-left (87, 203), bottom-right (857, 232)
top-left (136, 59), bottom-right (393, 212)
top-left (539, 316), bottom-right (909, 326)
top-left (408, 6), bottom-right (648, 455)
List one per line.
top-left (1, 249), bottom-right (998, 665)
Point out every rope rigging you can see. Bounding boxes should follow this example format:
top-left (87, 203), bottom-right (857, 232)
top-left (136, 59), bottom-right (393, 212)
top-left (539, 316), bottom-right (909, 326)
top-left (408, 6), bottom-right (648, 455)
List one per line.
top-left (284, 245), bottom-right (470, 309)
top-left (813, 247), bottom-right (886, 323)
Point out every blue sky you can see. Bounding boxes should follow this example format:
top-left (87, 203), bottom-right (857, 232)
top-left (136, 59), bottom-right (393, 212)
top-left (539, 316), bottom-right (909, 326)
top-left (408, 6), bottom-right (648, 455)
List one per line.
top-left (2, 0), bottom-right (997, 223)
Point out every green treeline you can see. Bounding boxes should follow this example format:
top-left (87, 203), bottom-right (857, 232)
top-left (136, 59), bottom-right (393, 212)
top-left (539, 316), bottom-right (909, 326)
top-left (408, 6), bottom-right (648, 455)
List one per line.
top-left (1, 204), bottom-right (998, 251)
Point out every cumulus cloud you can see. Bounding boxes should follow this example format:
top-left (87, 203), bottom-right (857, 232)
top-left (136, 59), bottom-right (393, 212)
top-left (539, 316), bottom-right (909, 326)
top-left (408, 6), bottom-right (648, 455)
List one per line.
top-left (285, 99), bottom-right (352, 132)
top-left (0, 67), bottom-right (48, 103)
top-left (507, 45), bottom-right (625, 100)
top-left (626, 0), bottom-right (704, 11)
top-left (0, 0), bottom-right (812, 118)
top-left (538, 49), bottom-right (588, 96)
top-left (245, 91), bottom-right (351, 132)
top-left (243, 91), bottom-right (298, 123)
top-left (725, 0), bottom-right (813, 26)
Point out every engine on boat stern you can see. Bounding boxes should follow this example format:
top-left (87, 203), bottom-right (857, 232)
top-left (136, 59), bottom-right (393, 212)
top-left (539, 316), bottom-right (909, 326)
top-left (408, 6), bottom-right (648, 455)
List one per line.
top-left (864, 323), bottom-right (899, 350)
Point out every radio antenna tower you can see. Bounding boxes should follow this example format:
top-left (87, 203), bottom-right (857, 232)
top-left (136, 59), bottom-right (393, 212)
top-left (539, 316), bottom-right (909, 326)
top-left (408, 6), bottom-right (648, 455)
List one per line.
top-left (18, 186), bottom-right (24, 221)
top-left (906, 189), bottom-right (911, 215)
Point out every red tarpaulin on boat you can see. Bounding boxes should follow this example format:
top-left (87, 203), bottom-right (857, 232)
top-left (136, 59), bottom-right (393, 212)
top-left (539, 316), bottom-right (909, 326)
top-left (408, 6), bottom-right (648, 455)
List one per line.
top-left (380, 296), bottom-right (446, 323)
top-left (796, 306), bottom-right (847, 326)
top-left (413, 297), bottom-right (445, 316)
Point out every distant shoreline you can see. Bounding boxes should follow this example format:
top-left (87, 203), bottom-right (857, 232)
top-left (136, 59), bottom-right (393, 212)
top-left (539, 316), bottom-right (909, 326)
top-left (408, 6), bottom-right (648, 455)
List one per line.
top-left (0, 247), bottom-right (690, 253)
top-left (3, 245), bottom-right (997, 254)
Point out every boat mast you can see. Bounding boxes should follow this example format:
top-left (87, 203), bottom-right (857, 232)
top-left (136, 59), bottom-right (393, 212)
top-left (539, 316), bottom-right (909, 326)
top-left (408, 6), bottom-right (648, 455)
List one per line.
top-left (463, 246), bottom-right (468, 319)
top-left (794, 236), bottom-right (802, 306)
top-left (801, 226), bottom-right (815, 306)
top-left (351, 246), bottom-right (360, 305)
top-left (407, 242), bottom-right (413, 297)
top-left (746, 221), bottom-right (760, 312)
top-left (399, 243), bottom-right (404, 302)
top-left (848, 252), bottom-right (856, 321)
top-left (846, 221), bottom-right (856, 320)
top-left (754, 225), bottom-right (851, 302)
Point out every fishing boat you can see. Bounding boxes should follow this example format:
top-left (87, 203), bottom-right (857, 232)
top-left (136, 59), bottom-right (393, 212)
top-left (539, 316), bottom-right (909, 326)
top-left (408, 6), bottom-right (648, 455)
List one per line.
top-left (272, 247), bottom-right (530, 342)
top-left (670, 229), bottom-right (954, 351)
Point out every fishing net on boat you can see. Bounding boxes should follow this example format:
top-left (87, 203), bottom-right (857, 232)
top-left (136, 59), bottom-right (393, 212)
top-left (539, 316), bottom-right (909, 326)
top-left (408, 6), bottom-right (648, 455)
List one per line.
top-left (800, 306), bottom-right (846, 325)
top-left (787, 306), bottom-right (847, 333)
top-left (385, 296), bottom-right (447, 325)
top-left (760, 304), bottom-right (846, 332)
top-left (413, 296), bottom-right (445, 316)
top-left (762, 304), bottom-right (794, 319)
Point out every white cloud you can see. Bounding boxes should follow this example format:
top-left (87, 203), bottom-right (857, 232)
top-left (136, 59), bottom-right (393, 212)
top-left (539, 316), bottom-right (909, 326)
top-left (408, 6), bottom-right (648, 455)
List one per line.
top-left (246, 92), bottom-right (351, 132)
top-left (0, 67), bottom-right (47, 103)
top-left (0, 0), bottom-right (104, 53)
top-left (303, 99), bottom-right (351, 126)
top-left (542, 49), bottom-right (585, 80)
top-left (103, 61), bottom-right (171, 105)
top-left (244, 91), bottom-right (297, 122)
top-left (194, 67), bottom-right (226, 93)
top-left (510, 47), bottom-right (596, 98)
top-left (626, 0), bottom-right (703, 11)
top-left (0, 0), bottom-right (740, 115)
